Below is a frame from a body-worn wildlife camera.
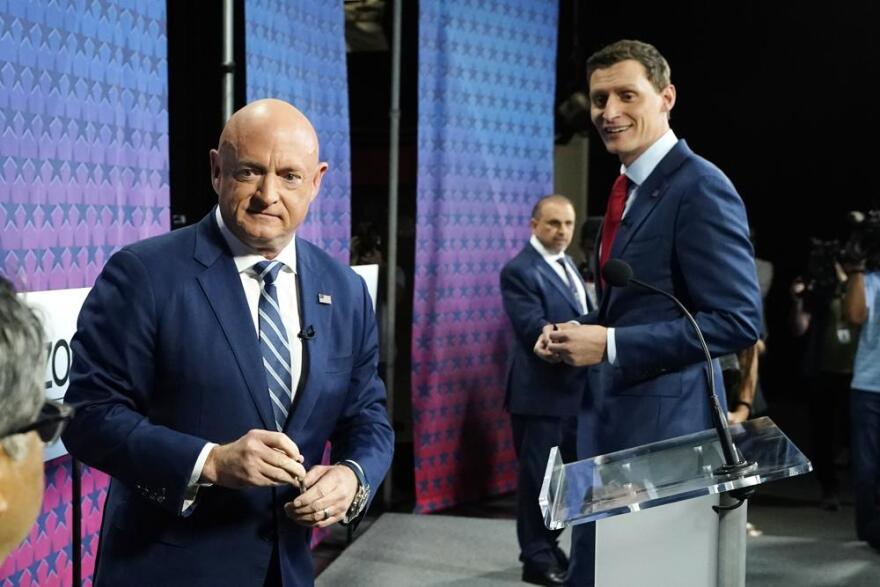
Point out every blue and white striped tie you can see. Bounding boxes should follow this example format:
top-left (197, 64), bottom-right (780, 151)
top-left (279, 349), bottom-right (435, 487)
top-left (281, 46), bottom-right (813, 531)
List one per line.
top-left (254, 260), bottom-right (292, 431)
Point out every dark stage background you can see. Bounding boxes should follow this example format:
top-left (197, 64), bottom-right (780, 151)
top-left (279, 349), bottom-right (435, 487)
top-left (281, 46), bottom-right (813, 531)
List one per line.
top-left (340, 0), bottom-right (879, 507)
top-left (555, 1), bottom-right (879, 405)
top-left (1, 9), bottom-right (876, 580)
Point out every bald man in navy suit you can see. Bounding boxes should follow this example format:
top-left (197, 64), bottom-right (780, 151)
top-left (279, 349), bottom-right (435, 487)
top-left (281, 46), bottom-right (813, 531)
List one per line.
top-left (501, 195), bottom-right (592, 586)
top-left (63, 100), bottom-right (393, 587)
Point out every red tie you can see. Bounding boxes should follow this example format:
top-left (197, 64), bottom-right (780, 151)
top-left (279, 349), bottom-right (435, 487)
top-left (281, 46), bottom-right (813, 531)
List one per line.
top-left (599, 174), bottom-right (629, 277)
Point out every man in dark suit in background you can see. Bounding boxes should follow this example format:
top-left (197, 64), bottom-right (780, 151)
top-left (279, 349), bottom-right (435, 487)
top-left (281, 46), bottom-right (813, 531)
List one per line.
top-left (62, 99), bottom-right (394, 586)
top-left (535, 40), bottom-right (762, 586)
top-left (501, 195), bottom-right (591, 586)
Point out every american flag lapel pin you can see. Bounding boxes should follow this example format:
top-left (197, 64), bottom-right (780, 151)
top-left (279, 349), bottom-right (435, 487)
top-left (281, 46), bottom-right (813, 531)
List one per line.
top-left (318, 293), bottom-right (332, 305)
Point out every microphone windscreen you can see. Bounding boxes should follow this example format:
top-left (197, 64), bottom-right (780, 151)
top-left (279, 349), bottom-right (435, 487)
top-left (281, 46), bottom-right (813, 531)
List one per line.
top-left (602, 259), bottom-right (633, 287)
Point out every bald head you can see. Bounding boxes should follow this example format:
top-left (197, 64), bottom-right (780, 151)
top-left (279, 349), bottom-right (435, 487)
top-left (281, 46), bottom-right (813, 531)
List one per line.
top-left (531, 194), bottom-right (574, 221)
top-left (210, 99), bottom-right (328, 258)
top-left (530, 194), bottom-right (576, 254)
top-left (218, 99), bottom-right (321, 164)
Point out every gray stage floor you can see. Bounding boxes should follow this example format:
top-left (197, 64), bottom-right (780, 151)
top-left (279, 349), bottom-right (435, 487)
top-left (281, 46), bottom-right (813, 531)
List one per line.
top-left (317, 494), bottom-right (879, 586)
top-left (317, 400), bottom-right (880, 585)
top-left (317, 513), bottom-right (569, 586)
top-left (743, 475), bottom-right (879, 586)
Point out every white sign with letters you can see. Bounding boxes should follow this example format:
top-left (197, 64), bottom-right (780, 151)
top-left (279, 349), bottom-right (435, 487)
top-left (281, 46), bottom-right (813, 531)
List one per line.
top-left (18, 288), bottom-right (90, 461)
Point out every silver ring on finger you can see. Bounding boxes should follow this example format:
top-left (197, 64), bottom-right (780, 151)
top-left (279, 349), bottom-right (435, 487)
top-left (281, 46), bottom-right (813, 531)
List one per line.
top-left (323, 508), bottom-right (330, 521)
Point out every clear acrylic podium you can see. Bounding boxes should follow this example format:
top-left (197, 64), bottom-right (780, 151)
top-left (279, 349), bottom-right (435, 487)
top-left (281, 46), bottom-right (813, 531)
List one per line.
top-left (539, 417), bottom-right (811, 586)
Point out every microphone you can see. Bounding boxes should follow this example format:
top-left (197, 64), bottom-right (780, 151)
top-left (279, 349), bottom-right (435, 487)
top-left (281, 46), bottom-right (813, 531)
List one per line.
top-left (602, 259), bottom-right (755, 477)
top-left (298, 325), bottom-right (316, 340)
top-left (602, 258), bottom-right (633, 288)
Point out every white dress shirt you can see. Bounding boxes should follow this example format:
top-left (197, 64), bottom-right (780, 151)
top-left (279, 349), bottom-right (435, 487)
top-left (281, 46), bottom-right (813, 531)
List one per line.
top-left (529, 234), bottom-right (589, 314)
top-left (605, 129), bottom-right (678, 365)
top-left (182, 209), bottom-right (303, 513)
top-left (216, 208), bottom-right (303, 392)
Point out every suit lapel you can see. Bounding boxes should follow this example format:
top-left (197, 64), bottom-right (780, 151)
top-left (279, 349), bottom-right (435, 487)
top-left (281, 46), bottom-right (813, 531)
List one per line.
top-left (287, 238), bottom-right (332, 436)
top-left (595, 140), bottom-right (692, 319)
top-left (611, 140), bottom-right (690, 260)
top-left (527, 246), bottom-right (581, 314)
top-left (194, 213), bottom-right (274, 429)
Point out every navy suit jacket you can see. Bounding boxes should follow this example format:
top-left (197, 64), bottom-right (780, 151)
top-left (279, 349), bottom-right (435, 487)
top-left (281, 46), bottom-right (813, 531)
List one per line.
top-left (501, 244), bottom-right (588, 418)
top-left (579, 140), bottom-right (761, 456)
top-left (62, 211), bottom-right (394, 586)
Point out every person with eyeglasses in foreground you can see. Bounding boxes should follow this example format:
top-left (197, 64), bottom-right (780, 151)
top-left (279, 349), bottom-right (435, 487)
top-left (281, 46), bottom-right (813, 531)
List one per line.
top-left (0, 276), bottom-right (74, 561)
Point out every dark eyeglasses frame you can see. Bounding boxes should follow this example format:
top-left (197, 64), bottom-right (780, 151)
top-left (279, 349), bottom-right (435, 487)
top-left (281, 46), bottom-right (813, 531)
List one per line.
top-left (5, 399), bottom-right (75, 445)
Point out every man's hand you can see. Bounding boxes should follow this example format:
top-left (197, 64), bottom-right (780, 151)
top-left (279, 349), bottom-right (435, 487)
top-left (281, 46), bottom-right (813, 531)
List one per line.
top-left (755, 338), bottom-right (766, 354)
top-left (284, 464), bottom-right (358, 528)
top-left (533, 322), bottom-right (577, 363)
top-left (841, 256), bottom-right (867, 275)
top-left (546, 325), bottom-right (607, 366)
top-left (200, 429), bottom-right (306, 489)
top-left (534, 323), bottom-right (561, 363)
top-left (727, 406), bottom-right (749, 425)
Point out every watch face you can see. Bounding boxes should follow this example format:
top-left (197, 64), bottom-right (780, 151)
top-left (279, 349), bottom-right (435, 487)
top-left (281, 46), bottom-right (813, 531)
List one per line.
top-left (343, 484), bottom-right (370, 524)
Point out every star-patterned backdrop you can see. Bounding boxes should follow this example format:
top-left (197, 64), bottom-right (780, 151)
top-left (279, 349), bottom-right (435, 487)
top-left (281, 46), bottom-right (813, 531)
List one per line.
top-left (0, 1), bottom-right (168, 585)
top-left (245, 0), bottom-right (351, 547)
top-left (246, 0), bottom-right (351, 262)
top-left (0, 457), bottom-right (109, 587)
top-left (413, 0), bottom-right (558, 512)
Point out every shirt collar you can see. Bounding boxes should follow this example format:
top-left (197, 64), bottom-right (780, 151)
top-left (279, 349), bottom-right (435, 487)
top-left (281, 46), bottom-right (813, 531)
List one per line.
top-left (621, 129), bottom-right (678, 186)
top-left (529, 234), bottom-right (566, 262)
top-left (214, 207), bottom-right (298, 275)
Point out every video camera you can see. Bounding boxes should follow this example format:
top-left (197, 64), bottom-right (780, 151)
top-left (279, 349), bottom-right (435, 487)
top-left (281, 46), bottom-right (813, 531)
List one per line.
top-left (841, 210), bottom-right (880, 271)
top-left (805, 238), bottom-right (844, 293)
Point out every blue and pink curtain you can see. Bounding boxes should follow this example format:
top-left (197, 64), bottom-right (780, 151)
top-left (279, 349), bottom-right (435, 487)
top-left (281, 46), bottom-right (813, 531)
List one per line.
top-left (0, 1), bottom-right (169, 585)
top-left (246, 0), bottom-right (352, 262)
top-left (413, 0), bottom-right (558, 512)
top-left (245, 0), bottom-right (351, 546)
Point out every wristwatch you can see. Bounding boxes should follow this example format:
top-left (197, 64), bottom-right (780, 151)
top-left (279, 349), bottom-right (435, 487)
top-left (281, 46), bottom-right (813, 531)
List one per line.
top-left (338, 459), bottom-right (371, 524)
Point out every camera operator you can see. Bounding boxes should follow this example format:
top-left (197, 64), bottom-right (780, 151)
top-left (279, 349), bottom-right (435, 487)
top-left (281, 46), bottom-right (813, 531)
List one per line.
top-left (791, 239), bottom-right (858, 510)
top-left (842, 210), bottom-right (880, 549)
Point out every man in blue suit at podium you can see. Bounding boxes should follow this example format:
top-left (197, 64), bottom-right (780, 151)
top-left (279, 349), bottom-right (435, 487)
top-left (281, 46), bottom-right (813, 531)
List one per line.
top-left (62, 99), bottom-right (394, 586)
top-left (535, 40), bottom-right (762, 586)
top-left (501, 195), bottom-right (591, 585)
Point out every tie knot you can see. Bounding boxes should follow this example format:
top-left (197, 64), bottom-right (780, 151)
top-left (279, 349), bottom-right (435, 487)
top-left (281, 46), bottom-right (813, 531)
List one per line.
top-left (254, 260), bottom-right (284, 285)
